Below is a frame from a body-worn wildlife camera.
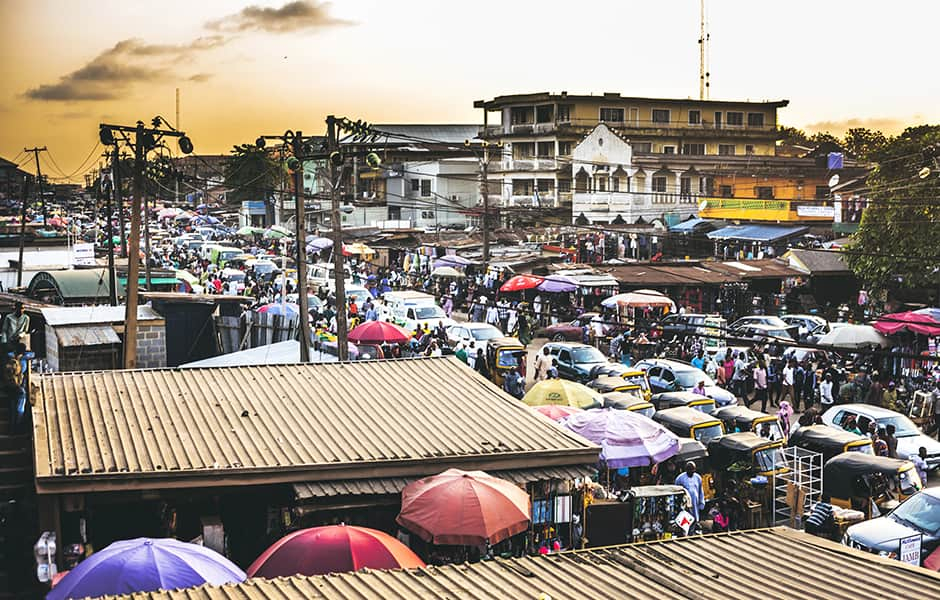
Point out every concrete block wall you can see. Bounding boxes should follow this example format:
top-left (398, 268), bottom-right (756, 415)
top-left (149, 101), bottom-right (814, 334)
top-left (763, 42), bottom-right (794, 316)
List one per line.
top-left (136, 323), bottom-right (167, 369)
top-left (44, 324), bottom-right (60, 372)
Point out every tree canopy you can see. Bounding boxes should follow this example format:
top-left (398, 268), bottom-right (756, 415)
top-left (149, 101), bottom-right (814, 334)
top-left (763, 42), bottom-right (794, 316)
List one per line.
top-left (844, 125), bottom-right (940, 293)
top-left (222, 144), bottom-right (282, 206)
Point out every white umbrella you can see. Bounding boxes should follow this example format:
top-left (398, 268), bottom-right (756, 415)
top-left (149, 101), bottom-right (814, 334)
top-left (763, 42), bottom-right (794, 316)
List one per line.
top-left (602, 289), bottom-right (676, 310)
top-left (817, 324), bottom-right (890, 349)
top-left (431, 266), bottom-right (464, 278)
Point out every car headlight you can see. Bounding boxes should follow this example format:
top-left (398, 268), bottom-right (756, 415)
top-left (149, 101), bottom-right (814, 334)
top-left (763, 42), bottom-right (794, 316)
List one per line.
top-left (841, 533), bottom-right (850, 546)
top-left (878, 550), bottom-right (897, 559)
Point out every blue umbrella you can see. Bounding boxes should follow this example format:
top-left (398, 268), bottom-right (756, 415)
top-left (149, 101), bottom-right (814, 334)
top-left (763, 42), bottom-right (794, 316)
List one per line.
top-left (47, 538), bottom-right (245, 599)
top-left (258, 302), bottom-right (300, 318)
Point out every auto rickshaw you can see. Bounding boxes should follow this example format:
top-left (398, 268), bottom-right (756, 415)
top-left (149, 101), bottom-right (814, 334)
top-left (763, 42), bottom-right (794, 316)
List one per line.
top-left (653, 406), bottom-right (725, 444)
top-left (713, 406), bottom-right (784, 441)
top-left (822, 452), bottom-right (922, 520)
top-left (601, 390), bottom-right (655, 417)
top-left (788, 425), bottom-right (874, 463)
top-left (589, 375), bottom-right (635, 394)
top-left (707, 432), bottom-right (788, 478)
top-left (590, 364), bottom-right (652, 401)
top-left (486, 337), bottom-right (526, 388)
top-left (651, 391), bottom-right (716, 415)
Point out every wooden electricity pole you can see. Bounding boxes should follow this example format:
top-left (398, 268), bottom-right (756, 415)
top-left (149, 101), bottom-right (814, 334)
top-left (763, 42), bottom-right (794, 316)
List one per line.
top-left (326, 116), bottom-right (349, 361)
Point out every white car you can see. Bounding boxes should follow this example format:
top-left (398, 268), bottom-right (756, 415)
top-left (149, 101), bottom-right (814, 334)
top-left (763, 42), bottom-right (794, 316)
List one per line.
top-left (821, 404), bottom-right (940, 469)
top-left (446, 323), bottom-right (505, 348)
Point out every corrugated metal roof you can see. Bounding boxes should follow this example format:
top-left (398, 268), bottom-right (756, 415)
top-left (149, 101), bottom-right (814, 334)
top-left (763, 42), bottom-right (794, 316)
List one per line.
top-left (31, 358), bottom-right (598, 493)
top-left (41, 305), bottom-right (163, 326)
top-left (54, 325), bottom-right (120, 347)
top-left (91, 528), bottom-right (940, 600)
top-left (293, 465), bottom-right (596, 499)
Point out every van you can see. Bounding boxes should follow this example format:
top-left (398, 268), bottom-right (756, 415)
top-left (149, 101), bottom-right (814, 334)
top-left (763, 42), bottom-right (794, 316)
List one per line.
top-left (309, 263), bottom-right (351, 292)
top-left (200, 243), bottom-right (223, 261)
top-left (209, 246), bottom-right (243, 267)
top-left (380, 291), bottom-right (452, 332)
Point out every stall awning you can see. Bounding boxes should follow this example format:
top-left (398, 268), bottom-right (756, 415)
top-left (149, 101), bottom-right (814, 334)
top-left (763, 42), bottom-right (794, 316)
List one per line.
top-left (293, 465), bottom-right (597, 500)
top-left (668, 217), bottom-right (714, 233)
top-left (707, 224), bottom-right (808, 242)
top-left (54, 325), bottom-right (120, 347)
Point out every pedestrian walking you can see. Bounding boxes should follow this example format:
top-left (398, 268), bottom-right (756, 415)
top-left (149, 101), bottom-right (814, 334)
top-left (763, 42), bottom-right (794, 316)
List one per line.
top-left (753, 359), bottom-right (768, 412)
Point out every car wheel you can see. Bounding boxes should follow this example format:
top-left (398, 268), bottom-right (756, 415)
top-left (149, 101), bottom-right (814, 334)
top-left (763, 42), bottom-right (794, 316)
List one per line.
top-left (552, 333), bottom-right (566, 342)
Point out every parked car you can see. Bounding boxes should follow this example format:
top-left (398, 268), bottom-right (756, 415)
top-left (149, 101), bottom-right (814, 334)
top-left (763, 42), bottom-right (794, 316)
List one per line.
top-left (729, 315), bottom-right (791, 330)
top-left (543, 342), bottom-right (609, 383)
top-left (634, 358), bottom-right (735, 407)
top-left (446, 323), bottom-right (504, 349)
top-left (844, 487), bottom-right (940, 563)
top-left (731, 323), bottom-right (795, 342)
top-left (657, 313), bottom-right (712, 337)
top-left (821, 404), bottom-right (940, 468)
top-left (535, 312), bottom-right (605, 342)
top-left (780, 314), bottom-right (829, 339)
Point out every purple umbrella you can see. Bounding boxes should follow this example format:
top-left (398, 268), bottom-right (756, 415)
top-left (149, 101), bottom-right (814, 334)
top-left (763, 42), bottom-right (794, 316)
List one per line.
top-left (306, 237), bottom-right (334, 253)
top-left (47, 538), bottom-right (245, 599)
top-left (561, 408), bottom-right (679, 468)
top-left (537, 274), bottom-right (578, 293)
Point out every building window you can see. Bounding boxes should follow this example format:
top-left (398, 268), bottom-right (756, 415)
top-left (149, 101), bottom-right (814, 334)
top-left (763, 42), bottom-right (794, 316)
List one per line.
top-left (597, 178), bottom-right (606, 192)
top-left (632, 142), bottom-right (652, 153)
top-left (720, 185), bottom-right (733, 198)
top-left (510, 107), bottom-right (533, 124)
top-left (536, 142), bottom-right (555, 157)
top-left (512, 180), bottom-right (533, 195)
top-left (611, 177), bottom-right (620, 192)
top-left (680, 177), bottom-right (692, 200)
top-left (718, 144), bottom-right (736, 156)
top-left (557, 141), bottom-right (572, 156)
top-left (745, 144), bottom-right (755, 155)
top-left (682, 143), bottom-right (705, 155)
top-left (663, 146), bottom-right (676, 154)
top-left (652, 176), bottom-right (668, 193)
top-left (815, 185), bottom-right (830, 199)
top-left (558, 179), bottom-right (572, 193)
top-left (513, 142), bottom-right (535, 159)
top-left (575, 173), bottom-right (588, 193)
top-left (726, 112), bottom-right (744, 126)
top-left (747, 113), bottom-right (765, 127)
top-left (537, 179), bottom-right (553, 192)
top-left (536, 104), bottom-right (554, 123)
top-left (652, 109), bottom-right (670, 123)
top-left (756, 186), bottom-right (774, 199)
top-left (688, 110), bottom-right (701, 125)
top-left (410, 179), bottom-right (420, 192)
top-left (599, 108), bottom-right (624, 123)
top-left (557, 104), bottom-right (572, 123)
top-left (420, 180), bottom-right (431, 197)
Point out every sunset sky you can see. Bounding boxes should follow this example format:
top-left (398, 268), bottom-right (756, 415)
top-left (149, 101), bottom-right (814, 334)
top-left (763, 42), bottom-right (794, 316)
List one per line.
top-left (2, 0), bottom-right (938, 182)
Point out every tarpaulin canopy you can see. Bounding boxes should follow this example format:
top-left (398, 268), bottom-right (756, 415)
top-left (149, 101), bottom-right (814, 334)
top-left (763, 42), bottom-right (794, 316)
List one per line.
top-left (707, 224), bottom-right (809, 242)
top-left (874, 311), bottom-right (940, 337)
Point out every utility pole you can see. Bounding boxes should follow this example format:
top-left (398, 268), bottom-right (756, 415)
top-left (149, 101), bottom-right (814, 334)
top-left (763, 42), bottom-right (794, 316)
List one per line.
top-left (290, 131), bottom-right (312, 362)
top-left (699, 0), bottom-right (710, 100)
top-left (326, 116), bottom-right (349, 361)
top-left (24, 147), bottom-right (48, 228)
top-left (114, 147), bottom-right (126, 258)
top-left (16, 174), bottom-right (31, 287)
top-left (103, 167), bottom-right (117, 305)
top-left (143, 182), bottom-right (152, 291)
top-left (480, 107), bottom-right (491, 264)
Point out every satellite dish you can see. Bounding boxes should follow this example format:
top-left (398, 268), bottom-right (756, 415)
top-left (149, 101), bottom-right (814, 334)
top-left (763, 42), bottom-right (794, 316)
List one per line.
top-left (919, 166), bottom-right (932, 179)
top-left (699, 199), bottom-right (708, 212)
top-left (828, 174), bottom-right (840, 188)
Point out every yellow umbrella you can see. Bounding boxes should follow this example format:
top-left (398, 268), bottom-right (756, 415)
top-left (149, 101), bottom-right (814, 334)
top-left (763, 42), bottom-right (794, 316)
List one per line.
top-left (344, 243), bottom-right (374, 257)
top-left (522, 379), bottom-right (603, 409)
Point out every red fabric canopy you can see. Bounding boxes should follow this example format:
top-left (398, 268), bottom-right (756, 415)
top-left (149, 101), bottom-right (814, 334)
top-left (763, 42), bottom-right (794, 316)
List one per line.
top-left (874, 311), bottom-right (940, 337)
top-left (397, 469), bottom-right (531, 546)
top-left (499, 275), bottom-right (542, 293)
top-left (247, 525), bottom-right (424, 578)
top-left (347, 320), bottom-right (412, 344)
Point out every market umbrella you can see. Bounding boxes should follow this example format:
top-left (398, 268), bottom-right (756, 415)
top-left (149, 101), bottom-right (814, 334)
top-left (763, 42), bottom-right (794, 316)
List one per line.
top-left (348, 320), bottom-right (412, 344)
top-left (257, 302), bottom-right (300, 318)
top-left (157, 208), bottom-right (180, 219)
top-left (433, 255), bottom-right (472, 269)
top-left (397, 469), bottom-right (531, 546)
top-left (174, 212), bottom-right (194, 221)
top-left (306, 237), bottom-right (334, 252)
top-left (561, 408), bottom-right (680, 468)
top-left (500, 274), bottom-right (542, 293)
top-left (601, 289), bottom-right (676, 310)
top-left (247, 525), bottom-right (424, 578)
top-left (914, 307), bottom-right (940, 323)
top-left (522, 379), bottom-right (604, 409)
top-left (531, 404), bottom-right (583, 421)
top-left (874, 311), bottom-right (940, 337)
top-left (47, 538), bottom-right (245, 600)
top-left (343, 242), bottom-right (374, 256)
top-left (537, 274), bottom-right (578, 293)
top-left (264, 225), bottom-right (293, 239)
top-left (817, 324), bottom-right (890, 349)
top-left (431, 266), bottom-right (464, 278)
top-left (237, 225), bottom-right (264, 237)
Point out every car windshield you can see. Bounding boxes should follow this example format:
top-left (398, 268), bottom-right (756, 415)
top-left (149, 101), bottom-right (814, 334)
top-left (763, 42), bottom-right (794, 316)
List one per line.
top-left (572, 346), bottom-right (606, 363)
top-left (850, 443), bottom-right (874, 454)
top-left (675, 368), bottom-right (714, 388)
top-left (623, 374), bottom-right (650, 391)
top-left (691, 402), bottom-right (716, 414)
top-left (755, 420), bottom-right (784, 442)
top-left (472, 326), bottom-right (502, 341)
top-left (876, 415), bottom-right (921, 437)
top-left (693, 424), bottom-right (724, 444)
top-left (415, 305), bottom-right (445, 319)
top-left (497, 351), bottom-right (520, 368)
top-left (754, 446), bottom-right (786, 472)
top-left (891, 491), bottom-right (940, 534)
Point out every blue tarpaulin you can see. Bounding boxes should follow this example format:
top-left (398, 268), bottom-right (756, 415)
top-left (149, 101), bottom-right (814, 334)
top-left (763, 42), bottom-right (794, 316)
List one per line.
top-left (669, 217), bottom-right (710, 233)
top-left (707, 224), bottom-right (809, 242)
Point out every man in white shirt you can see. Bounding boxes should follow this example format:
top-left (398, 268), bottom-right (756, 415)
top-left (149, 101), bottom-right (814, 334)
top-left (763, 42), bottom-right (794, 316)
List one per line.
top-left (819, 373), bottom-right (834, 406)
top-left (782, 360), bottom-right (795, 405)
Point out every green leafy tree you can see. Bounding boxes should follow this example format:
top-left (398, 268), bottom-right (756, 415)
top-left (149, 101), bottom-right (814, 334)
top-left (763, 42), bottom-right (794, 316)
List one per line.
top-left (844, 125), bottom-right (940, 293)
top-left (842, 128), bottom-right (888, 160)
top-left (777, 126), bottom-right (810, 147)
top-left (223, 144), bottom-right (281, 206)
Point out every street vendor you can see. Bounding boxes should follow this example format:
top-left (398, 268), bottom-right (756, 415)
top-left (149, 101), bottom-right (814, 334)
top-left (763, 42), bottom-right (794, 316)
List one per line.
top-left (0, 303), bottom-right (29, 351)
top-left (675, 462), bottom-right (705, 520)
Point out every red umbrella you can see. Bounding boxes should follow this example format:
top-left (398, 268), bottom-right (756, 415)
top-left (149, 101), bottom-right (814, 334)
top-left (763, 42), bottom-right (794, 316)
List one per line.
top-left (397, 468), bottom-right (531, 546)
top-left (246, 525), bottom-right (424, 578)
top-left (532, 404), bottom-right (583, 421)
top-left (874, 311), bottom-right (940, 337)
top-left (499, 274), bottom-right (542, 293)
top-left (348, 320), bottom-right (412, 344)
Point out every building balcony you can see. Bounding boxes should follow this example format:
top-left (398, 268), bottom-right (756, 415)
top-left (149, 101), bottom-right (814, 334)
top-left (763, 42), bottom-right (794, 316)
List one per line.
top-left (493, 158), bottom-right (561, 172)
top-left (699, 197), bottom-right (835, 222)
top-left (481, 119), bottom-right (778, 140)
top-left (503, 194), bottom-right (558, 208)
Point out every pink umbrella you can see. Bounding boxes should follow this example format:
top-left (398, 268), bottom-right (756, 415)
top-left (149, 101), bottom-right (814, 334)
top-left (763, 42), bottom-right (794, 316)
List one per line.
top-left (561, 408), bottom-right (679, 468)
top-left (532, 405), bottom-right (583, 421)
top-left (874, 311), bottom-right (940, 337)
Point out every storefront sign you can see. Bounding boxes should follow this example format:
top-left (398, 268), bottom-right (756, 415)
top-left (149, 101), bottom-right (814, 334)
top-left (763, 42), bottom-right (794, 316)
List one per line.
top-left (675, 510), bottom-right (694, 534)
top-left (72, 243), bottom-right (95, 266)
top-left (796, 205), bottom-right (835, 218)
top-left (900, 534), bottom-right (922, 566)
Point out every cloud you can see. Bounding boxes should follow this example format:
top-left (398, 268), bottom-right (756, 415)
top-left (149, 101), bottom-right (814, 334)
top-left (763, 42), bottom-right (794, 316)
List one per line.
top-left (803, 116), bottom-right (923, 136)
top-left (23, 36), bottom-right (226, 102)
top-left (187, 73), bottom-right (213, 83)
top-left (206, 1), bottom-right (354, 33)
